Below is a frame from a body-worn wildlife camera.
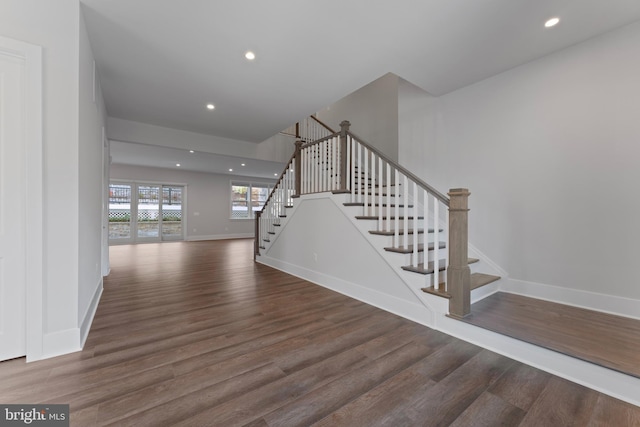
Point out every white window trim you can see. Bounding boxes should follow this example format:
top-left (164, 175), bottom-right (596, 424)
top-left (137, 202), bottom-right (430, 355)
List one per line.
top-left (230, 180), bottom-right (273, 220)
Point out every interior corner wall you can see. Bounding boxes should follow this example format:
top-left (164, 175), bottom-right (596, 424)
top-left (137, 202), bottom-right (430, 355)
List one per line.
top-left (109, 164), bottom-right (275, 240)
top-left (399, 21), bottom-right (640, 301)
top-left (316, 72), bottom-right (400, 162)
top-left (78, 8), bottom-right (107, 344)
top-left (256, 132), bottom-right (296, 164)
top-left (397, 78), bottom-right (443, 192)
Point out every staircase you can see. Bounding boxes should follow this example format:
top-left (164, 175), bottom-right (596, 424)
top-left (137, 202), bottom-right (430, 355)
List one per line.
top-left (254, 120), bottom-right (640, 407)
top-left (255, 120), bottom-right (500, 320)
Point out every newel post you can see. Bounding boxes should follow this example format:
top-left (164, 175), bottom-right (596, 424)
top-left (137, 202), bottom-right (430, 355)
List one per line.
top-left (294, 140), bottom-right (303, 196)
top-left (339, 120), bottom-right (350, 190)
top-left (447, 188), bottom-right (471, 319)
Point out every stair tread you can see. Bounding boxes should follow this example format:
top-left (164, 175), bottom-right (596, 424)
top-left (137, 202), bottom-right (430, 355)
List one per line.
top-left (344, 202), bottom-right (413, 208)
top-left (421, 272), bottom-right (501, 298)
top-left (356, 215), bottom-right (423, 220)
top-left (471, 273), bottom-right (501, 290)
top-left (369, 228), bottom-right (442, 236)
top-left (422, 286), bottom-right (451, 299)
top-left (384, 241), bottom-right (446, 254)
top-left (402, 258), bottom-right (478, 274)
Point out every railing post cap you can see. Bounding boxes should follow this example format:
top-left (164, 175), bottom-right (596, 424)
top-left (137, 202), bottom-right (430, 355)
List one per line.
top-left (340, 120), bottom-right (351, 130)
top-left (448, 188), bottom-right (470, 196)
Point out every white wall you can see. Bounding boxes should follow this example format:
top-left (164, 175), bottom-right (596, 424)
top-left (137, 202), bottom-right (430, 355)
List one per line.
top-left (110, 164), bottom-right (275, 240)
top-left (78, 9), bottom-right (107, 344)
top-left (398, 79), bottom-right (444, 192)
top-left (0, 0), bottom-right (85, 357)
top-left (317, 73), bottom-right (400, 162)
top-left (399, 21), bottom-right (640, 301)
top-left (256, 132), bottom-right (296, 164)
top-left (259, 194), bottom-right (432, 324)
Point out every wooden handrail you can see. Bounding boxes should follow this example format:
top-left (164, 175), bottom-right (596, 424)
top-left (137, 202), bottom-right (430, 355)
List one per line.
top-left (299, 131), bottom-right (340, 149)
top-left (345, 130), bottom-right (450, 206)
top-left (309, 115), bottom-right (336, 133)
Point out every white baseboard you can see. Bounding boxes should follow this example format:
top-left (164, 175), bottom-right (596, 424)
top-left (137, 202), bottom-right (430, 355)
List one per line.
top-left (42, 329), bottom-right (81, 360)
top-left (503, 278), bottom-right (640, 320)
top-left (187, 233), bottom-right (254, 241)
top-left (80, 279), bottom-right (104, 347)
top-left (257, 255), bottom-right (435, 327)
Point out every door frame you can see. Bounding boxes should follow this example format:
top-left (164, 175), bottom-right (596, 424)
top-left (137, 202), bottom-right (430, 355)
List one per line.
top-left (0, 36), bottom-right (44, 361)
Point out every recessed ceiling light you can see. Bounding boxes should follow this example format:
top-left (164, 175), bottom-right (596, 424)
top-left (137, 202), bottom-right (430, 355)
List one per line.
top-left (274, 173), bottom-right (278, 176)
top-left (176, 163), bottom-right (181, 167)
top-left (545, 17), bottom-right (560, 28)
top-left (245, 51), bottom-right (256, 61)
top-left (206, 103), bottom-right (215, 110)
top-left (189, 150), bottom-right (194, 154)
top-left (229, 168), bottom-right (233, 172)
top-left (241, 163), bottom-right (246, 166)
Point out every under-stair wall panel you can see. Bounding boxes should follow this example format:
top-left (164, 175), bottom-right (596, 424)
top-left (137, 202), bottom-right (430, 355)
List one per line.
top-left (257, 194), bottom-right (436, 325)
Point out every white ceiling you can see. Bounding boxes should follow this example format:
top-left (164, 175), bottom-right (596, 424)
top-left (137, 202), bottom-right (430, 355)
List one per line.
top-left (81, 0), bottom-right (640, 174)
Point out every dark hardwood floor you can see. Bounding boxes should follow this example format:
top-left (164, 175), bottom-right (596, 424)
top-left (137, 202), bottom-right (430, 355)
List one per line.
top-left (459, 292), bottom-right (640, 379)
top-left (1, 239), bottom-right (639, 426)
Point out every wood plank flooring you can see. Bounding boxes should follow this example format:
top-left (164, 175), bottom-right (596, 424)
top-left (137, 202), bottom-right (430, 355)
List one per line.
top-left (460, 292), bottom-right (640, 379)
top-left (1, 239), bottom-right (639, 426)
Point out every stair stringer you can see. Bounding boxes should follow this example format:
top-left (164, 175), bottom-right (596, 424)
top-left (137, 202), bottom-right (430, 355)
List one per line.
top-left (256, 192), bottom-right (440, 327)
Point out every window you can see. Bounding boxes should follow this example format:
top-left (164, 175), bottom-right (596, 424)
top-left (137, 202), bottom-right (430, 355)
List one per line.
top-left (231, 181), bottom-right (272, 219)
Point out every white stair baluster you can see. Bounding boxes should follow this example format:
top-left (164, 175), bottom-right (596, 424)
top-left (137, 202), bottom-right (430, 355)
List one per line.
top-left (386, 163), bottom-right (391, 232)
top-left (394, 169), bottom-right (399, 246)
top-left (378, 156), bottom-right (383, 231)
top-left (412, 181), bottom-right (418, 267)
top-left (433, 198), bottom-right (440, 290)
top-left (403, 174), bottom-right (409, 252)
top-left (363, 147), bottom-right (369, 216)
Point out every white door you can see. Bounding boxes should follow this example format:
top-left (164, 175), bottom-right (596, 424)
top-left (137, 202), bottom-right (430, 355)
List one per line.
top-left (0, 49), bottom-right (26, 360)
